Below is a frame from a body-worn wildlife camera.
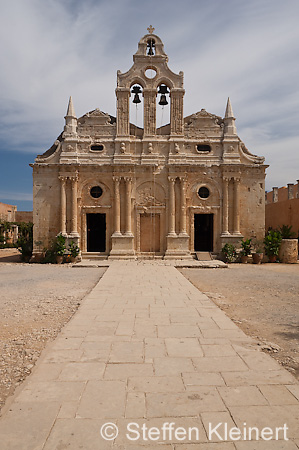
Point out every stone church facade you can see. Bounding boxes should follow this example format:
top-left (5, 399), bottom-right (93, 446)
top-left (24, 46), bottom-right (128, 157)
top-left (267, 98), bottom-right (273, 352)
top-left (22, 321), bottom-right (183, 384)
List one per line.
top-left (31, 27), bottom-right (267, 259)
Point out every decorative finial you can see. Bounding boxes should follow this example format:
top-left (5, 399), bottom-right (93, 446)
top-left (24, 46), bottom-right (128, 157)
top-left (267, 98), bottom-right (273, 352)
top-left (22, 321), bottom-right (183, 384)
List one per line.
top-left (147, 25), bottom-right (155, 34)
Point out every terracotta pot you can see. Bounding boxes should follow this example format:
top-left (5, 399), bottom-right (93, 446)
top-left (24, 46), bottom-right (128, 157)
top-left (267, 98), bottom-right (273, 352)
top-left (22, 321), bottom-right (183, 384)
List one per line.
top-left (70, 256), bottom-right (77, 263)
top-left (252, 252), bottom-right (263, 264)
top-left (240, 255), bottom-right (248, 264)
top-left (268, 255), bottom-right (277, 263)
top-left (56, 255), bottom-right (63, 264)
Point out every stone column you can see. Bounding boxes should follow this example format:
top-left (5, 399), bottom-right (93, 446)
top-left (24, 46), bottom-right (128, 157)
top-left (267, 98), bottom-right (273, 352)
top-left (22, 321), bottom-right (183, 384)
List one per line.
top-left (143, 88), bottom-right (156, 136)
top-left (70, 173), bottom-right (79, 237)
top-left (125, 177), bottom-right (133, 235)
top-left (59, 176), bottom-right (67, 235)
top-left (116, 88), bottom-right (130, 136)
top-left (233, 177), bottom-right (241, 235)
top-left (170, 89), bottom-right (184, 135)
top-left (222, 177), bottom-right (230, 235)
top-left (168, 177), bottom-right (176, 236)
top-left (273, 187), bottom-right (278, 203)
top-left (179, 177), bottom-right (187, 235)
top-left (113, 176), bottom-right (121, 235)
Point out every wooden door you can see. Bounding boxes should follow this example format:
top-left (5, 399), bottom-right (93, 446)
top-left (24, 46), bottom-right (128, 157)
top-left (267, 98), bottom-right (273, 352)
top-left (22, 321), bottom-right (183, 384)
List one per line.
top-left (140, 214), bottom-right (160, 252)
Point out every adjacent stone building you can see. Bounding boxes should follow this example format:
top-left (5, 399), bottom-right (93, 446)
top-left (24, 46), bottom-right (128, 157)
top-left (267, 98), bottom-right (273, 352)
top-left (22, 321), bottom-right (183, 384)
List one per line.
top-left (0, 202), bottom-right (17, 222)
top-left (266, 182), bottom-right (299, 232)
top-left (31, 27), bottom-right (267, 259)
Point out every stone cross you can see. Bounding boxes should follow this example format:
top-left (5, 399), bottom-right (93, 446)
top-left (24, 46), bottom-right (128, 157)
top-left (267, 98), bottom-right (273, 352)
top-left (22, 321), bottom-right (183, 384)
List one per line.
top-left (147, 25), bottom-right (155, 34)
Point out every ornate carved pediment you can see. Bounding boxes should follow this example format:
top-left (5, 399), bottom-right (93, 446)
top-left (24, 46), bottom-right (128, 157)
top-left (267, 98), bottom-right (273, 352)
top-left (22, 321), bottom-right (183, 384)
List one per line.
top-left (80, 109), bottom-right (114, 126)
top-left (184, 110), bottom-right (223, 133)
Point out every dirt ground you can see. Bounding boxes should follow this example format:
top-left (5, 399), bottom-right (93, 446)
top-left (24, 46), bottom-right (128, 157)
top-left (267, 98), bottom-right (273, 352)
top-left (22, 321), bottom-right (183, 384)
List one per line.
top-left (0, 250), bottom-right (104, 411)
top-left (180, 263), bottom-right (299, 380)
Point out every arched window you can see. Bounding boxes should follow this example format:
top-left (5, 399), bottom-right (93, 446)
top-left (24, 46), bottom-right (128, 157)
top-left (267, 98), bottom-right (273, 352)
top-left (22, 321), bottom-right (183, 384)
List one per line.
top-left (130, 84), bottom-right (144, 131)
top-left (156, 83), bottom-right (170, 130)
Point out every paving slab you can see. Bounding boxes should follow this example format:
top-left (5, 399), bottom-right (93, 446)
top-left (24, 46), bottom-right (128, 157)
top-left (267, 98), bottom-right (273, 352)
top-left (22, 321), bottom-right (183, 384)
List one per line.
top-left (0, 261), bottom-right (298, 449)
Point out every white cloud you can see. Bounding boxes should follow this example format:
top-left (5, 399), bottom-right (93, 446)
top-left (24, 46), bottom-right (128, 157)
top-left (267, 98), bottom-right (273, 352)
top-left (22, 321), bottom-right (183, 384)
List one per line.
top-left (0, 191), bottom-right (32, 201)
top-left (0, 0), bottom-right (298, 190)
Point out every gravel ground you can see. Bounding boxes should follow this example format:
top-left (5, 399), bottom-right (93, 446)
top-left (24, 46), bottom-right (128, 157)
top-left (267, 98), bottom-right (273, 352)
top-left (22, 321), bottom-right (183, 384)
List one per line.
top-left (0, 260), bottom-right (104, 411)
top-left (180, 263), bottom-right (299, 379)
top-left (1, 250), bottom-right (298, 412)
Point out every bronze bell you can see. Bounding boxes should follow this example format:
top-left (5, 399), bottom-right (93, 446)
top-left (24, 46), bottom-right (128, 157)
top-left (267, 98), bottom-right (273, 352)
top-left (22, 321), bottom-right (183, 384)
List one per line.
top-left (133, 93), bottom-right (141, 104)
top-left (131, 85), bottom-right (142, 104)
top-left (159, 94), bottom-right (168, 106)
top-left (147, 39), bottom-right (155, 56)
top-left (158, 84), bottom-right (169, 105)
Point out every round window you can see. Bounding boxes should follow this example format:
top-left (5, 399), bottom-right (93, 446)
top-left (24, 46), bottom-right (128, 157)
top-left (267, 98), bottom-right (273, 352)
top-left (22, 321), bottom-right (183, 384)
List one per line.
top-left (198, 186), bottom-right (210, 199)
top-left (90, 186), bottom-right (103, 198)
top-left (145, 67), bottom-right (157, 79)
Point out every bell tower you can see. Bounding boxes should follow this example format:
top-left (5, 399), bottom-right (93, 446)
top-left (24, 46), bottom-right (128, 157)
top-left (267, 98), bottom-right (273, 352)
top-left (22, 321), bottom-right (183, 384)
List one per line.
top-left (116, 26), bottom-right (185, 139)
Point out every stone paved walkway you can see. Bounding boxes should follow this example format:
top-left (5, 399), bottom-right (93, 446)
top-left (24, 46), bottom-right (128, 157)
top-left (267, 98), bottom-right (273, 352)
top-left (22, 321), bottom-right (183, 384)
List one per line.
top-left (0, 262), bottom-right (298, 449)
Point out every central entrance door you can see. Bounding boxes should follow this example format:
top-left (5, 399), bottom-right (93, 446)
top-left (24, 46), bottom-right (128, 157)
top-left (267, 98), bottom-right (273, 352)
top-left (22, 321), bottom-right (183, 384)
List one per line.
top-left (140, 214), bottom-right (160, 252)
top-left (194, 214), bottom-right (213, 252)
top-left (87, 213), bottom-right (106, 252)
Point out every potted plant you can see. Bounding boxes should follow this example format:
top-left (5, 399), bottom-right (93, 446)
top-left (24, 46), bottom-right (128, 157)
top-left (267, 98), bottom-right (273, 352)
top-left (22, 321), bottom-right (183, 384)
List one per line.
top-left (278, 225), bottom-right (298, 263)
top-left (221, 243), bottom-right (236, 263)
top-left (17, 223), bottom-right (33, 262)
top-left (54, 233), bottom-right (66, 264)
top-left (252, 240), bottom-right (264, 264)
top-left (17, 236), bottom-right (33, 262)
top-left (264, 229), bottom-right (282, 263)
top-left (240, 238), bottom-right (252, 263)
top-left (68, 240), bottom-right (80, 263)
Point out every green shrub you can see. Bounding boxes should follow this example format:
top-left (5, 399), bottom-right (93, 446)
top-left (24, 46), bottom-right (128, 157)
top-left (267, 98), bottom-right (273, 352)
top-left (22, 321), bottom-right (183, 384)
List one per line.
top-left (240, 238), bottom-right (252, 256)
top-left (264, 229), bottom-right (282, 257)
top-left (222, 243), bottom-right (236, 263)
top-left (279, 225), bottom-right (296, 239)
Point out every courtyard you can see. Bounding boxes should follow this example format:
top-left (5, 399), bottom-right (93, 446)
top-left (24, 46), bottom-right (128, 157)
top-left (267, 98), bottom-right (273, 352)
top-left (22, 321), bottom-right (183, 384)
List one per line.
top-left (0, 258), bottom-right (298, 448)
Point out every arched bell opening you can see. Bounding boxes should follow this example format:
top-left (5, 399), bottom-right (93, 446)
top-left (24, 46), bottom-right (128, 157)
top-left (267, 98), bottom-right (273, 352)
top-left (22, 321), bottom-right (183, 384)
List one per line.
top-left (156, 83), bottom-right (170, 132)
top-left (130, 84), bottom-right (144, 135)
top-left (147, 38), bottom-right (156, 56)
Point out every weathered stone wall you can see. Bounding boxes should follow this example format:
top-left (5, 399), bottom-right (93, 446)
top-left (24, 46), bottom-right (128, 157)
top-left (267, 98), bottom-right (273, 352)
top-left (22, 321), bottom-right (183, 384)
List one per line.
top-left (15, 211), bottom-right (33, 223)
top-left (266, 198), bottom-right (299, 232)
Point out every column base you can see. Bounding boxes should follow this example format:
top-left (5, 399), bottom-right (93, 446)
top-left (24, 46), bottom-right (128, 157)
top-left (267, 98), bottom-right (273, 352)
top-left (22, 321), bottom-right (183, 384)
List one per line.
top-left (69, 232), bottom-right (80, 238)
top-left (112, 231), bottom-right (122, 237)
top-left (164, 235), bottom-right (192, 259)
top-left (109, 234), bottom-right (135, 259)
top-left (220, 231), bottom-right (231, 237)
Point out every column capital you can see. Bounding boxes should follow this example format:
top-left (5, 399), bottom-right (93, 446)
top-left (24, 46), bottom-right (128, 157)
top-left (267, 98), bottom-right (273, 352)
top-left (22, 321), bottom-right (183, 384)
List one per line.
top-left (168, 176), bottom-right (176, 183)
top-left (69, 172), bottom-right (79, 182)
top-left (59, 176), bottom-right (67, 182)
top-left (113, 176), bottom-right (121, 182)
top-left (124, 176), bottom-right (132, 183)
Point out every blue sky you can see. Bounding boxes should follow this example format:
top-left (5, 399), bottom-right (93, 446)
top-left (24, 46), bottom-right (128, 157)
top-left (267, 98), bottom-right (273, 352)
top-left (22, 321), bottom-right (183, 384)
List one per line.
top-left (0, 0), bottom-right (298, 211)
